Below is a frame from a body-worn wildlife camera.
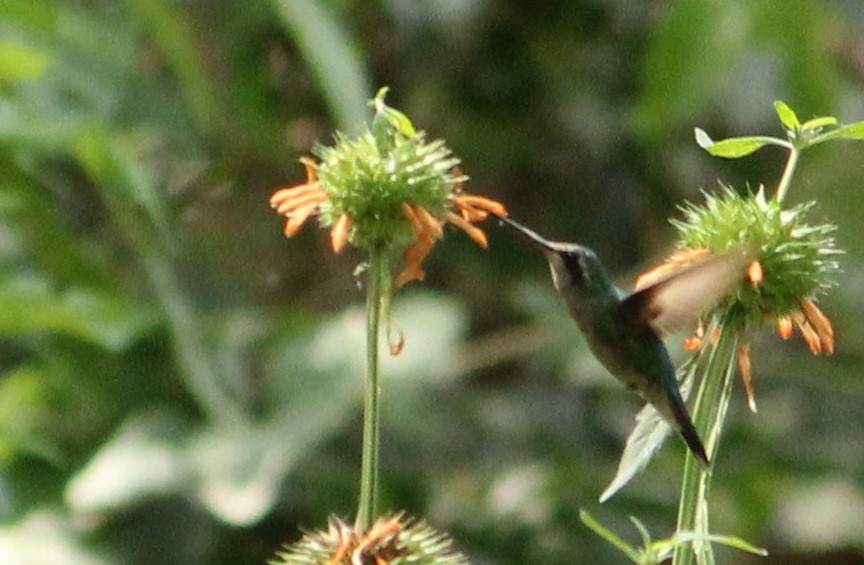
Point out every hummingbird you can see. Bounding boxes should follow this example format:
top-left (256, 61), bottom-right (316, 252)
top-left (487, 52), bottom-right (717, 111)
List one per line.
top-left (501, 216), bottom-right (748, 465)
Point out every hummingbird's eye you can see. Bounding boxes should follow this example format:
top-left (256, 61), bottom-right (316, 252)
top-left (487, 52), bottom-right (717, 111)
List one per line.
top-left (561, 252), bottom-right (587, 285)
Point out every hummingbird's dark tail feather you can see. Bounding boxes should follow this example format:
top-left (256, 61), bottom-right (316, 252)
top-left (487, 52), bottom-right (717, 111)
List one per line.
top-left (667, 394), bottom-right (710, 466)
top-left (677, 416), bottom-right (710, 466)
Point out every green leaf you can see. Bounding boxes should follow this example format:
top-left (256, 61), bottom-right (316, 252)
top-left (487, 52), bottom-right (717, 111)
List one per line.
top-left (272, 0), bottom-right (371, 132)
top-left (673, 532), bottom-right (768, 556)
top-left (0, 42), bottom-right (49, 81)
top-left (0, 0), bottom-right (56, 30)
top-left (832, 121), bottom-right (864, 140)
top-left (0, 275), bottom-right (155, 351)
top-left (694, 129), bottom-right (788, 158)
top-left (371, 86), bottom-right (418, 139)
top-left (600, 402), bottom-right (672, 503)
top-left (579, 511), bottom-right (641, 563)
top-left (800, 116), bottom-right (838, 132)
top-left (804, 121), bottom-right (864, 146)
top-left (774, 100), bottom-right (800, 130)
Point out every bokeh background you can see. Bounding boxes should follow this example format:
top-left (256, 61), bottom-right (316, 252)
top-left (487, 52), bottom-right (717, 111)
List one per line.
top-left (2, 1), bottom-right (864, 563)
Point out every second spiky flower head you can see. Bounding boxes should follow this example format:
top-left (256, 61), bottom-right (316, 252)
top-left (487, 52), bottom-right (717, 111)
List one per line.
top-left (270, 88), bottom-right (507, 287)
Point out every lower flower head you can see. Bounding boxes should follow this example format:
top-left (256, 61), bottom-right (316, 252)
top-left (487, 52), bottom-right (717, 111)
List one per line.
top-left (271, 513), bottom-right (469, 565)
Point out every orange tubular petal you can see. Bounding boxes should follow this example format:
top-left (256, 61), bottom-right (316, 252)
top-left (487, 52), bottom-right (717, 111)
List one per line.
top-left (413, 205), bottom-right (444, 239)
top-left (298, 156), bottom-right (318, 182)
top-left (274, 189), bottom-right (328, 215)
top-left (403, 243), bottom-right (433, 265)
top-left (459, 205), bottom-right (489, 223)
top-left (402, 203), bottom-right (435, 244)
top-left (396, 240), bottom-right (433, 288)
top-left (445, 212), bottom-right (488, 247)
top-left (395, 266), bottom-right (425, 288)
top-left (794, 313), bottom-right (823, 355)
top-left (777, 316), bottom-right (793, 340)
top-left (800, 298), bottom-right (835, 355)
top-left (402, 202), bottom-right (422, 231)
top-left (353, 517), bottom-right (402, 562)
top-left (270, 182), bottom-right (324, 206)
top-left (747, 260), bottom-right (764, 285)
top-left (328, 540), bottom-right (351, 565)
top-left (283, 202), bottom-right (319, 236)
top-left (454, 194), bottom-right (509, 218)
top-left (388, 329), bottom-right (406, 357)
top-left (330, 214), bottom-right (351, 254)
top-left (738, 344), bottom-right (757, 413)
top-left (683, 335), bottom-right (702, 351)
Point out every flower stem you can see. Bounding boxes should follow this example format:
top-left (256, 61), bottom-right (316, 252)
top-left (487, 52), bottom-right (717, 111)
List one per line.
top-left (674, 325), bottom-right (740, 565)
top-left (356, 245), bottom-right (387, 532)
top-left (774, 145), bottom-right (800, 203)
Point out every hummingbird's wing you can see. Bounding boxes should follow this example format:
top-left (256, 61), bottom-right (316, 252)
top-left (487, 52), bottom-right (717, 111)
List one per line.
top-left (621, 248), bottom-right (749, 337)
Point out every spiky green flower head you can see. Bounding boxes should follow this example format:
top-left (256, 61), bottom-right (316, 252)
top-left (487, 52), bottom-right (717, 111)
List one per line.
top-left (270, 514), bottom-right (469, 565)
top-left (672, 185), bottom-right (842, 329)
top-left (313, 88), bottom-right (464, 251)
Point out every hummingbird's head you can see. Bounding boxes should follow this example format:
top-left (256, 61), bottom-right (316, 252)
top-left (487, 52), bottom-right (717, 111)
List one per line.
top-left (500, 217), bottom-right (608, 293)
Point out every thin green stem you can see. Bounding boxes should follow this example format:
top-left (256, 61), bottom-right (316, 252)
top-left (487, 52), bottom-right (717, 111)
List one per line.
top-left (774, 146), bottom-right (800, 203)
top-left (673, 325), bottom-right (740, 565)
top-left (356, 245), bottom-right (387, 532)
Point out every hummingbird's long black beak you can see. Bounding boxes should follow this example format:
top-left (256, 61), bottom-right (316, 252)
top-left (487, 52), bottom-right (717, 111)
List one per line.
top-left (499, 216), bottom-right (558, 252)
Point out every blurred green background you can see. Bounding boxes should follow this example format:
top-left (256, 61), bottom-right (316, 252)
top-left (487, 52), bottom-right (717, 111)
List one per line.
top-left (2, 1), bottom-right (864, 563)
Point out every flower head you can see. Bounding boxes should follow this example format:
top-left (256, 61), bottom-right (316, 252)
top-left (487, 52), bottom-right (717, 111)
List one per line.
top-left (270, 88), bottom-right (507, 287)
top-left (270, 513), bottom-right (469, 565)
top-left (671, 185), bottom-right (840, 328)
top-left (661, 185), bottom-right (842, 410)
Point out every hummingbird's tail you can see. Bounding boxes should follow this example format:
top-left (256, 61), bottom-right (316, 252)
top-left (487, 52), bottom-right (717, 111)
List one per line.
top-left (665, 390), bottom-right (710, 466)
top-left (676, 412), bottom-right (710, 466)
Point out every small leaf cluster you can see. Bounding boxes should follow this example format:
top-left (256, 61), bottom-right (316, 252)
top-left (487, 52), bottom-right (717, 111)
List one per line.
top-left (695, 100), bottom-right (864, 158)
top-left (672, 186), bottom-right (841, 329)
top-left (271, 514), bottom-right (469, 565)
top-left (313, 88), bottom-right (463, 250)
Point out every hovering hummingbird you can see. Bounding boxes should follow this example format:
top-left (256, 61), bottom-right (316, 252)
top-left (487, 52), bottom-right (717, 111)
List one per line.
top-left (501, 216), bottom-right (748, 465)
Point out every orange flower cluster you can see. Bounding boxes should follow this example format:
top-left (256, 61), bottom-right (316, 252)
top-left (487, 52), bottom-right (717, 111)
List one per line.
top-left (778, 297), bottom-right (835, 355)
top-left (397, 176), bottom-right (507, 287)
top-left (270, 160), bottom-right (508, 289)
top-left (327, 515), bottom-right (402, 565)
top-left (269, 157), bottom-right (352, 253)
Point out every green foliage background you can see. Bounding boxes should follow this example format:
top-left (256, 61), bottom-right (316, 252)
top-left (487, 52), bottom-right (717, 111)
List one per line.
top-left (1, 1), bottom-right (864, 563)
